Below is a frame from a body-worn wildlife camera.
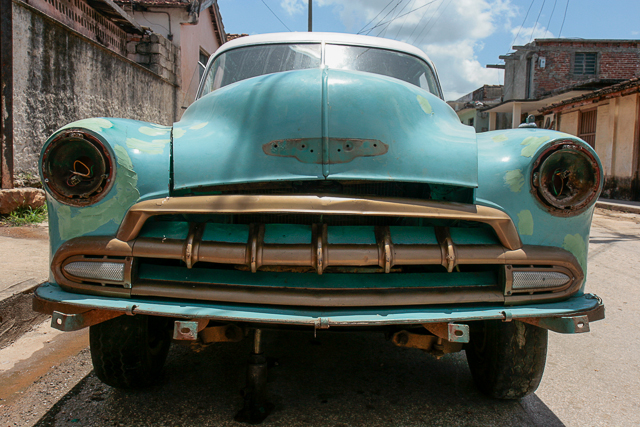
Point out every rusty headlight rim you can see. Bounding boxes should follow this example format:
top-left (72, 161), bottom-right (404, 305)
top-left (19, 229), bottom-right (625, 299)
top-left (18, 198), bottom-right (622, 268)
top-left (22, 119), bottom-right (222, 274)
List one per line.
top-left (530, 140), bottom-right (601, 217)
top-left (41, 129), bottom-right (115, 207)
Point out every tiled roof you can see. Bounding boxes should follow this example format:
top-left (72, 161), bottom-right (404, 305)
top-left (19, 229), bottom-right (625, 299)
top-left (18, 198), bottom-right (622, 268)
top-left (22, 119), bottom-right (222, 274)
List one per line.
top-left (226, 33), bottom-right (248, 42)
top-left (541, 77), bottom-right (640, 112)
top-left (116, 0), bottom-right (189, 6)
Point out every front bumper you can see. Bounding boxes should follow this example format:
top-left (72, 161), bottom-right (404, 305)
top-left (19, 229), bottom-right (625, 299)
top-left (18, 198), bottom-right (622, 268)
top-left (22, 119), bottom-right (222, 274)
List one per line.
top-left (34, 282), bottom-right (604, 332)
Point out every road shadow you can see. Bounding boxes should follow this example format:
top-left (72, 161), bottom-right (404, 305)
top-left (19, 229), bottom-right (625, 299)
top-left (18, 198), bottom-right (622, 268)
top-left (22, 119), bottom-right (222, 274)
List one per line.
top-left (34, 330), bottom-right (565, 426)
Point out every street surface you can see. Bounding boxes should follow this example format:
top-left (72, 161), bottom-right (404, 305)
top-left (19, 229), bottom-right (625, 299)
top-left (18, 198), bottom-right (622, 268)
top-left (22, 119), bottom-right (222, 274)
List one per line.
top-left (0, 209), bottom-right (638, 426)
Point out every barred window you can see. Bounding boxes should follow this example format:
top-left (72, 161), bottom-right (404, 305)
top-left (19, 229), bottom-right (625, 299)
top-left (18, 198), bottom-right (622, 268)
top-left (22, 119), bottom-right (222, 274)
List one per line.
top-left (574, 53), bottom-right (597, 75)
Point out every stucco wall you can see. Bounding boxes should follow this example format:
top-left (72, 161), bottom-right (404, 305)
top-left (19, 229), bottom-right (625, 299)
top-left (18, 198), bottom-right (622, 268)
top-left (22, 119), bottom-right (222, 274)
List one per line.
top-left (12, 2), bottom-right (178, 179)
top-left (613, 94), bottom-right (639, 178)
top-left (559, 111), bottom-right (579, 135)
top-left (179, 8), bottom-right (222, 108)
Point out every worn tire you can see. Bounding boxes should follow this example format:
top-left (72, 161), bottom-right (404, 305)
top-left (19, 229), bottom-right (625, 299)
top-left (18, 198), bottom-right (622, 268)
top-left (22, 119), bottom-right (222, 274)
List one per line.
top-left (465, 320), bottom-right (547, 399)
top-left (89, 315), bottom-right (172, 389)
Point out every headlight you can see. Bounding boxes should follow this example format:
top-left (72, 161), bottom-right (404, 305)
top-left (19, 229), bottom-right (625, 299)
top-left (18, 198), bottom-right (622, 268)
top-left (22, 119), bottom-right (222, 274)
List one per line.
top-left (41, 130), bottom-right (114, 206)
top-left (531, 141), bottom-right (601, 216)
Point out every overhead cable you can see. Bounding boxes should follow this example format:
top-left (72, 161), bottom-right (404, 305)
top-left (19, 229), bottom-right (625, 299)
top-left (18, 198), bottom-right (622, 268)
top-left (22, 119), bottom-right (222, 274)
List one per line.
top-left (261, 0), bottom-right (292, 32)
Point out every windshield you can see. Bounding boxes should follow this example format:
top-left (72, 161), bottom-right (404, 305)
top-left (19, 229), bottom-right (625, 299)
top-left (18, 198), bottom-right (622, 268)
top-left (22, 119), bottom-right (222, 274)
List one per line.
top-left (200, 43), bottom-right (440, 97)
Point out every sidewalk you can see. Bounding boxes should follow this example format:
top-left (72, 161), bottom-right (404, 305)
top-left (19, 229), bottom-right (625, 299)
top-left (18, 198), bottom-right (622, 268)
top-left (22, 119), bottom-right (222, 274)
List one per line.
top-left (596, 198), bottom-right (640, 215)
top-left (0, 225), bottom-right (50, 348)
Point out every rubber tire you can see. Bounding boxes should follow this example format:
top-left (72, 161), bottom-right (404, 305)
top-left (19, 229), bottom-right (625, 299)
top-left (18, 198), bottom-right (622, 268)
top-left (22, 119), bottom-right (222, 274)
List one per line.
top-left (89, 315), bottom-right (172, 389)
top-left (465, 320), bottom-right (548, 399)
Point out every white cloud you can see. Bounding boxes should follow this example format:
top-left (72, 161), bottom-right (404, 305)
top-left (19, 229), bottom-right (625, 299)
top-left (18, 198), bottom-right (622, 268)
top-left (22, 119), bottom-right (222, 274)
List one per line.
top-left (280, 0), bottom-right (306, 16)
top-left (314, 0), bottom-right (512, 100)
top-left (510, 25), bottom-right (554, 47)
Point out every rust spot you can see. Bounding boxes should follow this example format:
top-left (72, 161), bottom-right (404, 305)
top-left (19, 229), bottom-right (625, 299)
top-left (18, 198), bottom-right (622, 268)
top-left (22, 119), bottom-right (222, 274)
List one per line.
top-left (262, 138), bottom-right (388, 164)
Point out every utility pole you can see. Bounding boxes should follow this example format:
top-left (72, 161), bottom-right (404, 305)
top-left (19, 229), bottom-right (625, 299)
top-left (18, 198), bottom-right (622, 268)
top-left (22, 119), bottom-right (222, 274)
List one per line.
top-left (308, 0), bottom-right (312, 32)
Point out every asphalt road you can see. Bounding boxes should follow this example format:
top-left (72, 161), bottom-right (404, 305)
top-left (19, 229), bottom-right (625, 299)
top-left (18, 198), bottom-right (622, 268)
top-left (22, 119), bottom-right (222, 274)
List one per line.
top-left (1, 209), bottom-right (638, 427)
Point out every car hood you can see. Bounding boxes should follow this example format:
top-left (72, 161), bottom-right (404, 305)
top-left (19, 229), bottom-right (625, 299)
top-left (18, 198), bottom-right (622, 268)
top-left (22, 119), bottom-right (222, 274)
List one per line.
top-left (172, 68), bottom-right (477, 191)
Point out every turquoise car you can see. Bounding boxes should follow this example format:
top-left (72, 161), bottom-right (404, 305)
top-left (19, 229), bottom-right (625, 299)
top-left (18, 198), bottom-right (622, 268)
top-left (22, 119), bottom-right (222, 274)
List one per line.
top-left (35, 33), bottom-right (604, 401)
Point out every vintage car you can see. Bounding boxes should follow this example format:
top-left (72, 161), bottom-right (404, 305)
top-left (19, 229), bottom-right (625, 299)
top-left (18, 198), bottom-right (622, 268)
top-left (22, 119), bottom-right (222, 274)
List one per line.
top-left (35, 32), bottom-right (604, 405)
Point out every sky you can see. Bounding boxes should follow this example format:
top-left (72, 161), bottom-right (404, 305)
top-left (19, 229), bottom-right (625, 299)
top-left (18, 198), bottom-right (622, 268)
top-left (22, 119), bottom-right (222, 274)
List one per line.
top-left (218, 0), bottom-right (640, 101)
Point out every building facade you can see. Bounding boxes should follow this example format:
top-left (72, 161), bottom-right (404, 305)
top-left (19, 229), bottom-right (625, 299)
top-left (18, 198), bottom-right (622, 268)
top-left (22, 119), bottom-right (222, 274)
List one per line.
top-left (485, 39), bottom-right (640, 130)
top-left (541, 78), bottom-right (640, 201)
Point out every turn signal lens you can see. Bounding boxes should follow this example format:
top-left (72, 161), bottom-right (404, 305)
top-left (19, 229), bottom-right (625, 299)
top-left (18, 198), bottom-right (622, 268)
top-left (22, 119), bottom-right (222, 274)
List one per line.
top-left (41, 130), bottom-right (114, 206)
top-left (511, 271), bottom-right (571, 290)
top-left (532, 142), bottom-right (601, 216)
top-left (63, 261), bottom-right (125, 282)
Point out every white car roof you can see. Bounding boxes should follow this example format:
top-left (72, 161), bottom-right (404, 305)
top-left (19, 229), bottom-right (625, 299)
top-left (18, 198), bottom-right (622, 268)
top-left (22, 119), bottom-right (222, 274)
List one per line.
top-left (214, 32), bottom-right (437, 73)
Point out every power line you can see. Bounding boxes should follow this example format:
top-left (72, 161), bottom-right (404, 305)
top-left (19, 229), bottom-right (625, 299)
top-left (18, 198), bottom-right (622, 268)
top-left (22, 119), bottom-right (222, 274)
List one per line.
top-left (364, 0), bottom-right (403, 35)
top-left (393, 0), bottom-right (417, 40)
top-left (261, 0), bottom-right (292, 32)
top-left (366, 0), bottom-right (438, 37)
top-left (529, 0), bottom-right (547, 43)
top-left (357, 0), bottom-right (396, 35)
top-left (377, 0), bottom-right (408, 38)
top-left (409, 0), bottom-right (444, 45)
top-left (559, 0), bottom-right (570, 37)
top-left (545, 0), bottom-right (558, 37)
top-left (415, 0), bottom-right (452, 45)
top-left (379, 0), bottom-right (436, 39)
top-left (406, 0), bottom-right (434, 42)
top-left (508, 0), bottom-right (535, 53)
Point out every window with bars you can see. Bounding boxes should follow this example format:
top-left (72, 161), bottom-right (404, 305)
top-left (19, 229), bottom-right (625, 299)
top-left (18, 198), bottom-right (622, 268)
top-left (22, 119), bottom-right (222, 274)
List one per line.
top-left (578, 109), bottom-right (597, 147)
top-left (574, 53), bottom-right (597, 75)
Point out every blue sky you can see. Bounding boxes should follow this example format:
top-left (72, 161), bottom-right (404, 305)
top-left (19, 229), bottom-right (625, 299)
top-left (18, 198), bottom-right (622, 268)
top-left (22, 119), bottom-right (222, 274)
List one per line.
top-left (218, 0), bottom-right (640, 100)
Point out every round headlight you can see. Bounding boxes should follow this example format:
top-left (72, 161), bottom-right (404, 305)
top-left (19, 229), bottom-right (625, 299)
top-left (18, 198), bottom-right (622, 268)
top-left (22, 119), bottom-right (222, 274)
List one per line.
top-left (531, 141), bottom-right (601, 216)
top-left (41, 130), bottom-right (114, 206)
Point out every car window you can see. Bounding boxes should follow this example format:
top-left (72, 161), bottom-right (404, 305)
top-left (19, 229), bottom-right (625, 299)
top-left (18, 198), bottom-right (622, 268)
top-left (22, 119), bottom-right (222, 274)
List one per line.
top-left (201, 44), bottom-right (322, 95)
top-left (200, 43), bottom-right (440, 98)
top-left (325, 44), bottom-right (439, 96)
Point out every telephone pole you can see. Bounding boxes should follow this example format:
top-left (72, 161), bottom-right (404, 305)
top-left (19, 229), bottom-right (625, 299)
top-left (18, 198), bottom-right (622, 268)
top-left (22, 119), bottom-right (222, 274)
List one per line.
top-left (308, 0), bottom-right (312, 32)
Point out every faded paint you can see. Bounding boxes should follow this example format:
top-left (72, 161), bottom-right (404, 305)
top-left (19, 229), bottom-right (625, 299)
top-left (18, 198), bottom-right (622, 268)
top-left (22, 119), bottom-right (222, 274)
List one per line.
top-left (417, 95), bottom-right (433, 114)
top-left (520, 136), bottom-right (550, 157)
top-left (56, 145), bottom-right (140, 240)
top-left (60, 118), bottom-right (113, 133)
top-left (563, 233), bottom-right (588, 273)
top-left (125, 138), bottom-right (170, 155)
top-left (189, 122), bottom-right (208, 130)
top-left (139, 126), bottom-right (170, 137)
top-left (504, 169), bottom-right (525, 192)
top-left (173, 128), bottom-right (186, 139)
top-left (492, 134), bottom-right (508, 143)
top-left (517, 210), bottom-right (534, 236)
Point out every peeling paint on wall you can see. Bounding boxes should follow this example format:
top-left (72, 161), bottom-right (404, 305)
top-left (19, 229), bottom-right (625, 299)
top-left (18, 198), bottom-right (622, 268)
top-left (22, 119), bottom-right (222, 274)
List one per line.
top-left (504, 169), bottom-right (525, 192)
top-left (520, 136), bottom-right (550, 157)
top-left (57, 145), bottom-right (140, 240)
top-left (517, 210), bottom-right (534, 236)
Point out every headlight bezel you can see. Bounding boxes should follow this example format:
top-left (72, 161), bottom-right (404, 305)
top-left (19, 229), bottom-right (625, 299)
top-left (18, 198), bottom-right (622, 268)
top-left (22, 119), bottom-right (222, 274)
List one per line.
top-left (41, 129), bottom-right (115, 207)
top-left (530, 140), bottom-right (601, 217)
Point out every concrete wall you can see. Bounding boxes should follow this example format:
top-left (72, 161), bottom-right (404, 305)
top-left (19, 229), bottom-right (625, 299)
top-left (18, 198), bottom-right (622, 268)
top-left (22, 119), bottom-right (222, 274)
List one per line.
top-left (12, 2), bottom-right (178, 181)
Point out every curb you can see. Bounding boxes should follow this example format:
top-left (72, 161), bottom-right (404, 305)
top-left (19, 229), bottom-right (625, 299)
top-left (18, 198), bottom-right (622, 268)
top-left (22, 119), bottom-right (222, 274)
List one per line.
top-left (0, 280), bottom-right (47, 350)
top-left (596, 201), bottom-right (640, 215)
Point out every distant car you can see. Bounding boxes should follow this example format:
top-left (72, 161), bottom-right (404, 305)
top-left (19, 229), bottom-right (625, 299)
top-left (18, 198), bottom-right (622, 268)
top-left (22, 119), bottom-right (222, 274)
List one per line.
top-left (36, 32), bottom-right (604, 399)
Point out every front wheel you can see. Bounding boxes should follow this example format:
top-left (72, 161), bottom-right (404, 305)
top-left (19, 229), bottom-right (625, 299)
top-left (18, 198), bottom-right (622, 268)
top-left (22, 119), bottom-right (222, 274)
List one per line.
top-left (89, 315), bottom-right (172, 389)
top-left (465, 320), bottom-right (547, 399)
